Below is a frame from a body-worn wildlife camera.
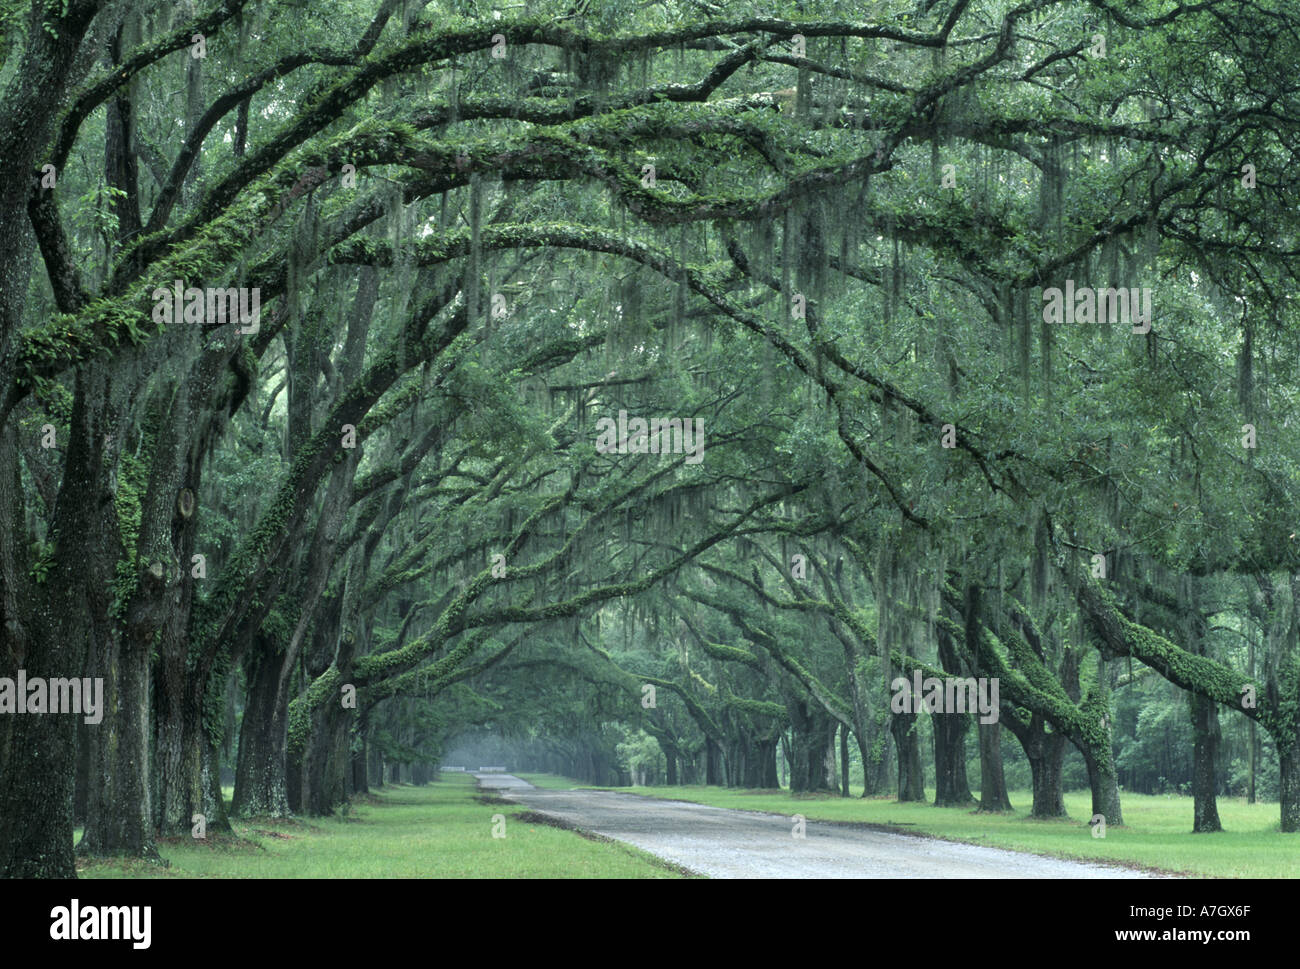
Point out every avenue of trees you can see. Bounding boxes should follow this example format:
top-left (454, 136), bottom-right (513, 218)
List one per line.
top-left (1, 0), bottom-right (1298, 878)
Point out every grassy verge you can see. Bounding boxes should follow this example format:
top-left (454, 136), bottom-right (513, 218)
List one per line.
top-left (519, 776), bottom-right (1291, 878)
top-left (76, 773), bottom-right (684, 878)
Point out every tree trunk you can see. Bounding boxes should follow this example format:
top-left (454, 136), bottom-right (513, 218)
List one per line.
top-left (934, 620), bottom-right (975, 805)
top-left (891, 709), bottom-right (925, 802)
top-left (368, 728), bottom-right (384, 787)
top-left (352, 720), bottom-right (369, 795)
top-left (1, 370), bottom-right (115, 876)
top-left (977, 720), bottom-right (1013, 812)
top-left (933, 711), bottom-right (975, 806)
top-left (0, 626), bottom-right (82, 876)
top-left (1026, 719), bottom-right (1067, 818)
top-left (1190, 692), bottom-right (1222, 832)
top-left (788, 701), bottom-right (836, 793)
top-left (1247, 633), bottom-right (1257, 804)
top-left (232, 644), bottom-right (291, 817)
top-left (864, 714), bottom-right (891, 796)
top-left (1081, 742), bottom-right (1123, 827)
top-left (74, 717), bottom-right (92, 825)
top-left (1280, 733), bottom-right (1300, 833)
top-left (305, 693), bottom-right (352, 815)
top-left (705, 737), bottom-right (722, 785)
top-left (1178, 575), bottom-right (1222, 832)
top-left (840, 723), bottom-right (850, 797)
top-left (758, 737), bottom-right (779, 787)
top-left (729, 738), bottom-right (744, 787)
top-left (154, 670), bottom-right (231, 837)
top-left (0, 0), bottom-right (104, 881)
top-left (78, 620), bottom-right (158, 860)
top-left (821, 720), bottom-right (837, 790)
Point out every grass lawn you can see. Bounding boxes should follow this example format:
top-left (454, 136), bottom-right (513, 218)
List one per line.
top-left (517, 776), bottom-right (1298, 878)
top-left (75, 773), bottom-right (683, 878)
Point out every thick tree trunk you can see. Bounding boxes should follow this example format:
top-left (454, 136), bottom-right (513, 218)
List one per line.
top-left (791, 726), bottom-right (815, 791)
top-left (1081, 743), bottom-right (1123, 827)
top-left (74, 718), bottom-right (92, 825)
top-left (977, 720), bottom-right (1013, 812)
top-left (729, 739), bottom-right (744, 787)
top-left (821, 721), bottom-right (837, 790)
top-left (0, 370), bottom-right (116, 876)
top-left (932, 710), bottom-right (975, 806)
top-left (837, 635), bottom-right (877, 797)
top-left (855, 724), bottom-right (876, 797)
top-left (958, 582), bottom-right (1010, 811)
top-left (934, 622), bottom-right (975, 805)
top-left (0, 0), bottom-right (139, 877)
top-left (758, 737), bottom-right (778, 787)
top-left (863, 713), bottom-right (891, 796)
top-left (232, 645), bottom-right (291, 817)
top-left (153, 659), bottom-right (195, 833)
top-left (305, 697), bottom-right (352, 815)
top-left (154, 670), bottom-right (231, 837)
top-left (287, 747), bottom-right (304, 813)
top-left (78, 621), bottom-right (158, 860)
top-left (368, 731), bottom-right (384, 787)
top-left (891, 709), bottom-right (925, 802)
top-left (705, 737), bottom-right (722, 785)
top-left (128, 341), bottom-right (238, 845)
top-left (1280, 734), bottom-right (1300, 833)
top-left (788, 702), bottom-right (836, 793)
top-left (1190, 692), bottom-right (1222, 832)
top-left (0, 626), bottom-right (82, 876)
top-left (683, 750), bottom-right (701, 785)
top-left (1027, 720), bottom-right (1067, 818)
top-left (1177, 576), bottom-right (1222, 832)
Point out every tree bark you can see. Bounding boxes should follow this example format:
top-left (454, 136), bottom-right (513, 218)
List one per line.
top-left (891, 709), bottom-right (925, 802)
top-left (1022, 716), bottom-right (1067, 818)
top-left (1281, 734), bottom-right (1300, 833)
top-left (788, 700), bottom-right (836, 793)
top-left (1179, 577), bottom-right (1222, 832)
top-left (1081, 741), bottom-right (1124, 827)
top-left (840, 722), bottom-right (850, 797)
top-left (0, 369), bottom-right (113, 875)
top-left (976, 720), bottom-right (1013, 812)
top-left (232, 641), bottom-right (291, 817)
top-left (933, 711), bottom-right (975, 806)
top-left (705, 737), bottom-right (723, 785)
top-left (1190, 692), bottom-right (1222, 832)
top-left (934, 622), bottom-right (975, 806)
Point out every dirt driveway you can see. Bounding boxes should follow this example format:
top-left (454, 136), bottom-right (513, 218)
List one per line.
top-left (472, 774), bottom-right (1162, 879)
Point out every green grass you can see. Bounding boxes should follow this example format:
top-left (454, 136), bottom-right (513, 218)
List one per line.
top-left (519, 776), bottom-right (1297, 878)
top-left (76, 773), bottom-right (684, 878)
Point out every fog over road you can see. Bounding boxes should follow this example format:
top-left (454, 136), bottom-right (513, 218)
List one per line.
top-left (472, 774), bottom-right (1161, 879)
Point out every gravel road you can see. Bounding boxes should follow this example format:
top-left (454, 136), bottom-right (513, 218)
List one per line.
top-left (472, 773), bottom-right (1161, 878)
